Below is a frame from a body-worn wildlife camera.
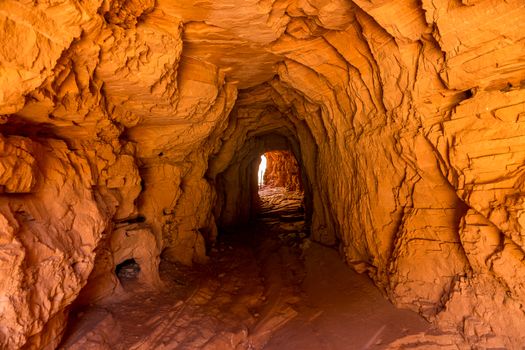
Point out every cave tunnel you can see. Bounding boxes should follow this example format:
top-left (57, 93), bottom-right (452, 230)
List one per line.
top-left (2, 1), bottom-right (525, 349)
top-left (211, 132), bottom-right (311, 234)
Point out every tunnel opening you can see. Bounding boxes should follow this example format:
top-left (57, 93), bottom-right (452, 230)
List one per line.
top-left (212, 145), bottom-right (308, 257)
top-left (255, 150), bottom-right (306, 243)
top-left (260, 150), bottom-right (303, 193)
top-left (212, 132), bottom-right (312, 233)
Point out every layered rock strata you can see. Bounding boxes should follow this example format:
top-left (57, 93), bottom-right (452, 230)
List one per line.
top-left (1, 0), bottom-right (525, 348)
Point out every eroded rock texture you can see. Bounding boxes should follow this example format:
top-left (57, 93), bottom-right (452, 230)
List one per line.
top-left (1, 0), bottom-right (525, 348)
top-left (263, 150), bottom-right (303, 192)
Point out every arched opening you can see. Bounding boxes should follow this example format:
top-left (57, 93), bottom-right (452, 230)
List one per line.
top-left (261, 150), bottom-right (302, 192)
top-left (210, 132), bottom-right (313, 234)
top-left (256, 149), bottom-right (306, 239)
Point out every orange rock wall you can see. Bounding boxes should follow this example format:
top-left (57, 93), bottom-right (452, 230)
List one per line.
top-left (263, 150), bottom-right (303, 192)
top-left (0, 134), bottom-right (141, 348)
top-left (1, 0), bottom-right (525, 348)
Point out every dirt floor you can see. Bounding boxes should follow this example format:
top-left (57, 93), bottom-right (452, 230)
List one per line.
top-left (61, 187), bottom-right (435, 350)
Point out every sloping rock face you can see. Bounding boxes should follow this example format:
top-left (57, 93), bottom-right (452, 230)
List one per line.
top-left (1, 0), bottom-right (525, 348)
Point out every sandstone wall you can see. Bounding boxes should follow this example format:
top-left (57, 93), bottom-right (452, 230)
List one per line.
top-left (0, 134), bottom-right (140, 348)
top-left (1, 0), bottom-right (525, 348)
top-left (263, 150), bottom-right (303, 192)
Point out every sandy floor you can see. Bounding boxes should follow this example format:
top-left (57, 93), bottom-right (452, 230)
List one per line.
top-left (61, 187), bottom-right (434, 349)
top-left (264, 243), bottom-right (430, 349)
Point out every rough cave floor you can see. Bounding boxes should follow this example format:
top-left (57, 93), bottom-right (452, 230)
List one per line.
top-left (62, 187), bottom-right (431, 349)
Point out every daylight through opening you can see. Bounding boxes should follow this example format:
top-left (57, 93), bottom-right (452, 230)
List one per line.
top-left (259, 150), bottom-right (303, 193)
top-left (258, 154), bottom-right (267, 188)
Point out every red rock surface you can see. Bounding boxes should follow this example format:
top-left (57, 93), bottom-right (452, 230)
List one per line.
top-left (263, 150), bottom-right (302, 192)
top-left (1, 0), bottom-right (525, 348)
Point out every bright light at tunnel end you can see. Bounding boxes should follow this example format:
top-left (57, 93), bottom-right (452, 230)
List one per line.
top-left (258, 155), bottom-right (267, 187)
